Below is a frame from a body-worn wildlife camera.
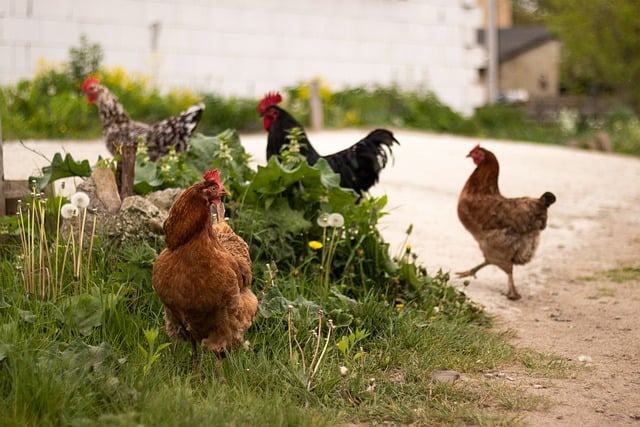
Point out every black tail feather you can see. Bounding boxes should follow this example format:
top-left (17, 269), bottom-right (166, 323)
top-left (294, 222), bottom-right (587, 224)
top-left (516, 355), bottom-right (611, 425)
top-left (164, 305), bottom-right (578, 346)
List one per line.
top-left (540, 191), bottom-right (556, 207)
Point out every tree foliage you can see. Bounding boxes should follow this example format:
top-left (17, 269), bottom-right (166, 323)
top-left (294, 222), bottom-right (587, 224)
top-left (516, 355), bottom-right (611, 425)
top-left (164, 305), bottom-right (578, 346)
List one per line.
top-left (514, 0), bottom-right (640, 111)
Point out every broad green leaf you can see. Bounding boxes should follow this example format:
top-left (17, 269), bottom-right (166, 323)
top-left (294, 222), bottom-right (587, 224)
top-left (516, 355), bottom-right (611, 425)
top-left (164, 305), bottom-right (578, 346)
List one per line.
top-left (30, 152), bottom-right (92, 190)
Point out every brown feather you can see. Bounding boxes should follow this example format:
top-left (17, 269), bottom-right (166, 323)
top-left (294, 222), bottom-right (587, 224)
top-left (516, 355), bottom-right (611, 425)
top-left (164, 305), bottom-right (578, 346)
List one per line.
top-left (152, 174), bottom-right (257, 364)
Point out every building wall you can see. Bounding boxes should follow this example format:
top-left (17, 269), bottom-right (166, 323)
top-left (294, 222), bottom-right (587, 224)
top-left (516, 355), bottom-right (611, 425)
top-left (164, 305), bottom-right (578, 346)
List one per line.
top-left (0, 0), bottom-right (486, 115)
top-left (499, 40), bottom-right (561, 99)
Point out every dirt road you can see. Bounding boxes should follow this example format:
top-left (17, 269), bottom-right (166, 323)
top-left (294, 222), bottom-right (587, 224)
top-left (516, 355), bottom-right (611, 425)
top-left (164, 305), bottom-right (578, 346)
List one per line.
top-left (5, 130), bottom-right (640, 425)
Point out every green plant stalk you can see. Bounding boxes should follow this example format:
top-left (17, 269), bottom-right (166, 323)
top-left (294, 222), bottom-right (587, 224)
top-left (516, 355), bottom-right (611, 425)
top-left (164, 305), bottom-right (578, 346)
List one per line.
top-left (340, 233), bottom-right (367, 277)
top-left (322, 228), bottom-right (340, 293)
top-left (68, 223), bottom-right (77, 292)
top-left (16, 202), bottom-right (30, 293)
top-left (58, 232), bottom-right (72, 294)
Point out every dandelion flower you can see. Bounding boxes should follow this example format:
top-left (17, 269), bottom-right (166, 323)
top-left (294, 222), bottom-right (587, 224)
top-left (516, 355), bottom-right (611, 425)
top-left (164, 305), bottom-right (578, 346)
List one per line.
top-left (317, 213), bottom-right (330, 228)
top-left (405, 244), bottom-right (412, 252)
top-left (70, 191), bottom-right (90, 209)
top-left (60, 203), bottom-right (79, 219)
top-left (308, 240), bottom-right (324, 250)
top-left (328, 213), bottom-right (344, 228)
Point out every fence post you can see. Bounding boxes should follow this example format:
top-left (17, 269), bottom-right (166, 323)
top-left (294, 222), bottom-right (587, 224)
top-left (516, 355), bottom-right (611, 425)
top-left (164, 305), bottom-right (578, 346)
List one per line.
top-left (309, 79), bottom-right (324, 131)
top-left (119, 143), bottom-right (137, 199)
top-left (0, 111), bottom-right (5, 216)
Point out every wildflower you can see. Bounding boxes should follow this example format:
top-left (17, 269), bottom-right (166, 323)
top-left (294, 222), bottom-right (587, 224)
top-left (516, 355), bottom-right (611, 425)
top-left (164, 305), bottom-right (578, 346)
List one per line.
top-left (395, 303), bottom-right (405, 310)
top-left (405, 244), bottom-right (412, 253)
top-left (70, 192), bottom-right (90, 209)
top-left (328, 213), bottom-right (344, 228)
top-left (339, 366), bottom-right (348, 377)
top-left (317, 213), bottom-right (330, 228)
top-left (60, 203), bottom-right (79, 219)
top-left (293, 269), bottom-right (300, 277)
top-left (309, 241), bottom-right (323, 250)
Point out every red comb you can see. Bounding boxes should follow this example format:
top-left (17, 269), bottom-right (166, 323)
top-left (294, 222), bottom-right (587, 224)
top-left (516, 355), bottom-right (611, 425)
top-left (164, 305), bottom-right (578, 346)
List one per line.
top-left (203, 169), bottom-right (221, 183)
top-left (81, 76), bottom-right (100, 92)
top-left (257, 91), bottom-right (282, 113)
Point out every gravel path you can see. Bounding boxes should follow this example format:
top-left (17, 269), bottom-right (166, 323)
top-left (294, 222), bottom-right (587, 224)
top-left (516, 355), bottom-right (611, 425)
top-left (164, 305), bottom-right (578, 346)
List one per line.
top-left (5, 130), bottom-right (640, 425)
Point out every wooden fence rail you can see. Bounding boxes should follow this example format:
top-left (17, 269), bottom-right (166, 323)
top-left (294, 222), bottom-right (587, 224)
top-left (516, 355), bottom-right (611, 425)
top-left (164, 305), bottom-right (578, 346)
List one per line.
top-left (0, 113), bottom-right (29, 216)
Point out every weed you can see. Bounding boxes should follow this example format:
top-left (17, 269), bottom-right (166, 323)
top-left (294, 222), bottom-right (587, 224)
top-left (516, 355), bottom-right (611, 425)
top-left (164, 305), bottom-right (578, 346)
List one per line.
top-left (138, 328), bottom-right (172, 378)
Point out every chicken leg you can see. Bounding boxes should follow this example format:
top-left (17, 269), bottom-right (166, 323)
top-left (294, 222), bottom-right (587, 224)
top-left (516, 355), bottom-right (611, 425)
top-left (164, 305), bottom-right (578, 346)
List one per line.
top-left (457, 262), bottom-right (521, 300)
top-left (456, 261), bottom-right (489, 279)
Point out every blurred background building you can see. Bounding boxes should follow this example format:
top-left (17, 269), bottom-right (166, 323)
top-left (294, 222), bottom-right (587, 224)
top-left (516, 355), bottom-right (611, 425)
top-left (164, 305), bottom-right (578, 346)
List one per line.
top-left (0, 0), bottom-right (490, 115)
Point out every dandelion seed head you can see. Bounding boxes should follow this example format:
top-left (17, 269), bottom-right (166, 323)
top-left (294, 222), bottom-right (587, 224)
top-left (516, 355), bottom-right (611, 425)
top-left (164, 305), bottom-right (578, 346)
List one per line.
top-left (328, 213), bottom-right (344, 228)
top-left (70, 192), bottom-right (90, 209)
top-left (60, 203), bottom-right (79, 219)
top-left (317, 213), bottom-right (330, 228)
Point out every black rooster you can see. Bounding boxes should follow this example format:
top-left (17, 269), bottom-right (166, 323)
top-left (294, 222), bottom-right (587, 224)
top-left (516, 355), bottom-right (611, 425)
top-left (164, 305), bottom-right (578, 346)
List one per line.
top-left (258, 92), bottom-right (399, 196)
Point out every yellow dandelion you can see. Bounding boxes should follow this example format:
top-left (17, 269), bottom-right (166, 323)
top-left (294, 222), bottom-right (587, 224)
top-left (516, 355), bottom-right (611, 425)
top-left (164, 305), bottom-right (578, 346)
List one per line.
top-left (308, 241), bottom-right (323, 250)
top-left (395, 303), bottom-right (405, 310)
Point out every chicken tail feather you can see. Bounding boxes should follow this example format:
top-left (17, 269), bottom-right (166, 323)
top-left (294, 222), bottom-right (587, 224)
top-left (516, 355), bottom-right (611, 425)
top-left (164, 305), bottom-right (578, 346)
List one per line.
top-left (540, 191), bottom-right (556, 207)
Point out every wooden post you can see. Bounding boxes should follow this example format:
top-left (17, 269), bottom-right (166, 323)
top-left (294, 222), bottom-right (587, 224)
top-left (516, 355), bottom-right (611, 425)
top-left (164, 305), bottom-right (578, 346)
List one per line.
top-left (309, 79), bottom-right (324, 131)
top-left (0, 111), bottom-right (5, 216)
top-left (119, 144), bottom-right (137, 199)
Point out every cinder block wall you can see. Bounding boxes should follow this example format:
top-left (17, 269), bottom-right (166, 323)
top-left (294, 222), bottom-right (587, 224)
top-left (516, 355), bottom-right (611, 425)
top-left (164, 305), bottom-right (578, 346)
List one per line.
top-left (0, 0), bottom-right (485, 114)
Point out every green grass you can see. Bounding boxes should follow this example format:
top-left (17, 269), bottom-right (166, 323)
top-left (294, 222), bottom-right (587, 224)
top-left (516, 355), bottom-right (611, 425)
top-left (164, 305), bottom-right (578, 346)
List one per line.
top-left (0, 128), bottom-right (572, 425)
top-left (0, 239), bottom-right (570, 426)
top-left (579, 266), bottom-right (640, 284)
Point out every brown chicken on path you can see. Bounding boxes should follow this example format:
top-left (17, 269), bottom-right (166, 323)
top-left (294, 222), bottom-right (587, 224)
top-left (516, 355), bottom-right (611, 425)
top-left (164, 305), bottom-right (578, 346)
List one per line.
top-left (152, 170), bottom-right (257, 370)
top-left (456, 145), bottom-right (556, 300)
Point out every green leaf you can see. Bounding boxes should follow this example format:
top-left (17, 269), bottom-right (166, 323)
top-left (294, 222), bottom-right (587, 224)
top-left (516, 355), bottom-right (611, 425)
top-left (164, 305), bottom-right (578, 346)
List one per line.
top-left (30, 152), bottom-right (92, 190)
top-left (59, 294), bottom-right (103, 336)
top-left (134, 162), bottom-right (163, 194)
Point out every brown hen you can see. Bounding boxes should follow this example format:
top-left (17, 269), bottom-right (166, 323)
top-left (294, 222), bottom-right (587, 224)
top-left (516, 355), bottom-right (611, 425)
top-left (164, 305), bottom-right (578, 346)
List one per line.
top-left (152, 170), bottom-right (257, 370)
top-left (457, 145), bottom-right (556, 300)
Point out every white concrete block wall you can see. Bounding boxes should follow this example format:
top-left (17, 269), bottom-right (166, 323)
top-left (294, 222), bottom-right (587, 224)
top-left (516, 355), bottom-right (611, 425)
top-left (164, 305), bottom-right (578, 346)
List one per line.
top-left (0, 0), bottom-right (486, 115)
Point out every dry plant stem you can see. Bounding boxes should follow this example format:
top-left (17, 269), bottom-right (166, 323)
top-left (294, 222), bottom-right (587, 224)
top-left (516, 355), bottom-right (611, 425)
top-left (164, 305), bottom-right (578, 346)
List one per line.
top-left (287, 307), bottom-right (294, 362)
top-left (85, 213), bottom-right (97, 292)
top-left (76, 208), bottom-right (88, 290)
top-left (308, 310), bottom-right (324, 372)
top-left (54, 197), bottom-right (63, 296)
top-left (308, 317), bottom-right (333, 390)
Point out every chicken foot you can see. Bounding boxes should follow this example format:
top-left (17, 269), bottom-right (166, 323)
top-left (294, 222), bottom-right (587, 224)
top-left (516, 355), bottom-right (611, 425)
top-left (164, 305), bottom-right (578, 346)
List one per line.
top-left (505, 273), bottom-right (521, 300)
top-left (455, 261), bottom-right (489, 279)
top-left (457, 262), bottom-right (522, 300)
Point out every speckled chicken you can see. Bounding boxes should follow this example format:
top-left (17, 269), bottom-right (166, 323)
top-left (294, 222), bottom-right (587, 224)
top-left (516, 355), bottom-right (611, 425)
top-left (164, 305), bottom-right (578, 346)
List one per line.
top-left (81, 76), bottom-right (204, 161)
top-left (457, 145), bottom-right (556, 300)
top-left (152, 170), bottom-right (257, 369)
